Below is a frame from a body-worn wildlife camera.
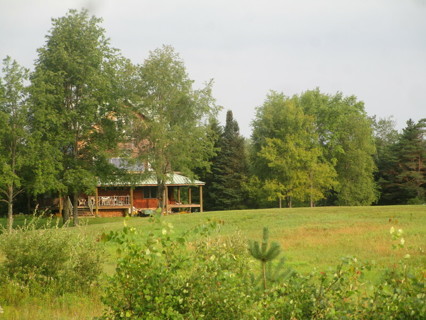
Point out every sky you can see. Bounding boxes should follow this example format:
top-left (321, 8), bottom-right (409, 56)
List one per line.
top-left (1, 0), bottom-right (425, 137)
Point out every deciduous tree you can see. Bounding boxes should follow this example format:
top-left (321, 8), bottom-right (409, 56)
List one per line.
top-left (0, 57), bottom-right (29, 231)
top-left (29, 9), bottom-right (125, 224)
top-left (133, 45), bottom-right (218, 212)
top-left (251, 92), bottom-right (337, 207)
top-left (297, 89), bottom-right (377, 205)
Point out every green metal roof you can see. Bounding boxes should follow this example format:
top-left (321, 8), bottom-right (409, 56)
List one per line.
top-left (99, 172), bottom-right (204, 187)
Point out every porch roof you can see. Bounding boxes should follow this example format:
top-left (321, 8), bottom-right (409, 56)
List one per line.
top-left (98, 172), bottom-right (205, 187)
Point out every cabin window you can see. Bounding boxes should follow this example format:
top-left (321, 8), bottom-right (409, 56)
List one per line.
top-left (143, 187), bottom-right (157, 199)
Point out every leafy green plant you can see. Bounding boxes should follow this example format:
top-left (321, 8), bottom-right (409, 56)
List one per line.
top-left (0, 216), bottom-right (103, 295)
top-left (98, 220), bottom-right (425, 319)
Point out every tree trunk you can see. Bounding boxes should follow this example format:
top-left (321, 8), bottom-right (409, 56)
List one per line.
top-left (278, 197), bottom-right (282, 209)
top-left (7, 186), bottom-right (13, 233)
top-left (287, 196), bottom-right (292, 208)
top-left (72, 193), bottom-right (79, 226)
top-left (63, 196), bottom-right (70, 224)
top-left (157, 182), bottom-right (165, 214)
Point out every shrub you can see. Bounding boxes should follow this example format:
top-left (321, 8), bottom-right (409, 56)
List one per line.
top-left (0, 217), bottom-right (103, 295)
top-left (98, 219), bottom-right (258, 319)
top-left (99, 221), bottom-right (425, 319)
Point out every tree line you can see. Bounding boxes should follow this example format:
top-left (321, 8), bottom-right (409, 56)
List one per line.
top-left (1, 9), bottom-right (425, 228)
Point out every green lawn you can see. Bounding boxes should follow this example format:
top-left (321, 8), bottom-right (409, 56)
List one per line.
top-left (0, 205), bottom-right (425, 319)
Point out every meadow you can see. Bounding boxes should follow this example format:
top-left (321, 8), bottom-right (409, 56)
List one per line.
top-left (0, 205), bottom-right (425, 319)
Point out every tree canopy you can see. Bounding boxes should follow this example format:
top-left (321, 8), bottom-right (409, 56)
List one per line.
top-left (0, 56), bottom-right (29, 231)
top-left (0, 8), bottom-right (422, 221)
top-left (29, 9), bottom-right (126, 224)
top-left (131, 45), bottom-right (218, 211)
top-left (251, 92), bottom-right (337, 207)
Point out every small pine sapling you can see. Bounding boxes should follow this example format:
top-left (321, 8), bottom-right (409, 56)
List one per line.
top-left (248, 227), bottom-right (281, 290)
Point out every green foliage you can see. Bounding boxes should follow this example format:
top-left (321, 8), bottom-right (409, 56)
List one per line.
top-left (298, 89), bottom-right (378, 205)
top-left (251, 91), bottom-right (338, 207)
top-left (201, 110), bottom-right (249, 210)
top-left (131, 45), bottom-right (219, 211)
top-left (377, 118), bottom-right (426, 204)
top-left (248, 227), bottom-right (281, 290)
top-left (98, 219), bottom-right (255, 319)
top-left (0, 56), bottom-right (29, 230)
top-left (99, 219), bottom-right (425, 319)
top-left (0, 216), bottom-right (103, 295)
top-left (28, 9), bottom-right (126, 223)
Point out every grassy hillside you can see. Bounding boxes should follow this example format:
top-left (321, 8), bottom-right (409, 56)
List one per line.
top-left (2, 205), bottom-right (425, 272)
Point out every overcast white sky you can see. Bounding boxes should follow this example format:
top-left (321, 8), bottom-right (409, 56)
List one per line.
top-left (1, 0), bottom-right (425, 137)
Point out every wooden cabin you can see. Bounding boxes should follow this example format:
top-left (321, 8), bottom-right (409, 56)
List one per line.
top-left (70, 172), bottom-right (204, 217)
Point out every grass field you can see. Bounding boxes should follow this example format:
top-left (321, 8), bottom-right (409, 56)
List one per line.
top-left (2, 205), bottom-right (426, 271)
top-left (0, 205), bottom-right (425, 319)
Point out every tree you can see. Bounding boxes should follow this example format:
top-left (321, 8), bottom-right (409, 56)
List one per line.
top-left (202, 110), bottom-right (248, 210)
top-left (379, 119), bottom-right (426, 204)
top-left (251, 92), bottom-right (337, 207)
top-left (195, 117), bottom-right (223, 210)
top-left (133, 45), bottom-right (218, 212)
top-left (0, 57), bottom-right (29, 231)
top-left (372, 117), bottom-right (400, 204)
top-left (297, 89), bottom-right (377, 205)
top-left (29, 9), bottom-right (125, 224)
top-left (395, 119), bottom-right (426, 203)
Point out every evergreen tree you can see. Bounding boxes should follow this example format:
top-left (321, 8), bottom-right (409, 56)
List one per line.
top-left (195, 118), bottom-right (223, 210)
top-left (205, 110), bottom-right (248, 210)
top-left (379, 119), bottom-right (426, 204)
top-left (372, 117), bottom-right (400, 204)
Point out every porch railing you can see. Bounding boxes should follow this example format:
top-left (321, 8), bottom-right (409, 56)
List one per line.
top-left (83, 195), bottom-right (131, 207)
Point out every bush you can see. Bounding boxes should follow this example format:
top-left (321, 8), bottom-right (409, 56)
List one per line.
top-left (0, 217), bottom-right (103, 295)
top-left (98, 219), bottom-right (258, 319)
top-left (99, 221), bottom-right (425, 319)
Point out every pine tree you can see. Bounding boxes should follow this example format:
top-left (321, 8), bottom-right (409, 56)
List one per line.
top-left (380, 119), bottom-right (426, 204)
top-left (204, 110), bottom-right (248, 210)
top-left (248, 227), bottom-right (281, 290)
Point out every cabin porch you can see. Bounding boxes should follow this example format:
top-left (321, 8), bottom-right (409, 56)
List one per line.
top-left (69, 184), bottom-right (204, 217)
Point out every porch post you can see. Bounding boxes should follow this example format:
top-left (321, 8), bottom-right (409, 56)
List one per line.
top-left (178, 187), bottom-right (181, 203)
top-left (200, 185), bottom-right (203, 213)
top-left (130, 187), bottom-right (134, 215)
top-left (95, 187), bottom-right (99, 217)
top-left (162, 185), bottom-right (169, 215)
top-left (164, 186), bottom-right (169, 215)
top-left (188, 187), bottom-right (192, 204)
